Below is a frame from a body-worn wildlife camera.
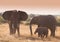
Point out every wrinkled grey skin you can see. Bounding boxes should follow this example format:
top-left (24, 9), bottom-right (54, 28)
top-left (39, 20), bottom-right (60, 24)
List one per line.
top-left (30, 15), bottom-right (57, 37)
top-left (34, 27), bottom-right (48, 38)
top-left (2, 10), bottom-right (28, 36)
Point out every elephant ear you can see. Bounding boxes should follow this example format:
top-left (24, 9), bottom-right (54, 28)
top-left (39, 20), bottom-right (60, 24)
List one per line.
top-left (2, 11), bottom-right (12, 20)
top-left (18, 11), bottom-right (28, 21)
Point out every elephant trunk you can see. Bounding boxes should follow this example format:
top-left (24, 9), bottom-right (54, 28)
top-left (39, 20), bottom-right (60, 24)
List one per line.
top-left (30, 24), bottom-right (33, 35)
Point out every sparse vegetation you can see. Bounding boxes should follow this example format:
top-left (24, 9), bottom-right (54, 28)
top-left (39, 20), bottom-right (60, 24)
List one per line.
top-left (56, 16), bottom-right (60, 26)
top-left (0, 16), bottom-right (6, 24)
top-left (0, 14), bottom-right (60, 27)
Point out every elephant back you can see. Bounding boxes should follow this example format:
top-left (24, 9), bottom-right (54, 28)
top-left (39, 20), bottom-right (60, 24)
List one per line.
top-left (38, 15), bottom-right (49, 26)
top-left (38, 15), bottom-right (57, 27)
top-left (47, 15), bottom-right (57, 25)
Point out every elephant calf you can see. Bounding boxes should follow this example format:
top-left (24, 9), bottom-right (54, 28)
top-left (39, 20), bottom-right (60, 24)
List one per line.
top-left (34, 27), bottom-right (48, 38)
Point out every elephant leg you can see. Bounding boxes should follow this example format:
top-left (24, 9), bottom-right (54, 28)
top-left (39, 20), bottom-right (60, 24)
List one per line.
top-left (50, 30), bottom-right (55, 37)
top-left (30, 24), bottom-right (33, 35)
top-left (50, 27), bottom-right (56, 37)
top-left (38, 34), bottom-right (40, 37)
top-left (9, 22), bottom-right (13, 35)
top-left (16, 24), bottom-right (20, 37)
top-left (17, 27), bottom-right (20, 36)
top-left (13, 22), bottom-right (20, 36)
top-left (13, 27), bottom-right (16, 34)
top-left (13, 24), bottom-right (17, 34)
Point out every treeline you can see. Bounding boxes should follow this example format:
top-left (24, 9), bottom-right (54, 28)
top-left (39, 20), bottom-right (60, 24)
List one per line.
top-left (0, 13), bottom-right (60, 26)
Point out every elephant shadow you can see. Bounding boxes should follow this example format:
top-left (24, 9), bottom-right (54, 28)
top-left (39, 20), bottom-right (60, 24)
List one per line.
top-left (14, 35), bottom-right (55, 41)
top-left (14, 35), bottom-right (41, 40)
top-left (55, 36), bottom-right (60, 40)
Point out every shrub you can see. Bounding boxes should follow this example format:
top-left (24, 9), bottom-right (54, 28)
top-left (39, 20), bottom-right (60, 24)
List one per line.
top-left (0, 16), bottom-right (6, 24)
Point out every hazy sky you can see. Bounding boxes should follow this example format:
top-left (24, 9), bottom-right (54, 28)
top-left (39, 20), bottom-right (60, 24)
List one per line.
top-left (0, 0), bottom-right (60, 15)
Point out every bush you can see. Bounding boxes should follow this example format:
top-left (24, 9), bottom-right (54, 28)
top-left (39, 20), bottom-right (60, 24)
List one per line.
top-left (0, 16), bottom-right (6, 24)
top-left (57, 22), bottom-right (60, 26)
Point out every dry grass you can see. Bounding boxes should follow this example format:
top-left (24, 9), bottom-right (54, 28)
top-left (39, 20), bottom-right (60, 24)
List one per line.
top-left (0, 23), bottom-right (60, 42)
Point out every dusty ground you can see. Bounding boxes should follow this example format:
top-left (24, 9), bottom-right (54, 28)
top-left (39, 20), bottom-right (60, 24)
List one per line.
top-left (0, 23), bottom-right (60, 42)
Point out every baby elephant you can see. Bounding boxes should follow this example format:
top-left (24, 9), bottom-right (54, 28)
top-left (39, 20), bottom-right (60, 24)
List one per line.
top-left (34, 27), bottom-right (48, 38)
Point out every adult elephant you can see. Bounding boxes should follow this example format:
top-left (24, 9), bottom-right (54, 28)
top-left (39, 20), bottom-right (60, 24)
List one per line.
top-left (2, 10), bottom-right (28, 36)
top-left (30, 15), bottom-right (57, 37)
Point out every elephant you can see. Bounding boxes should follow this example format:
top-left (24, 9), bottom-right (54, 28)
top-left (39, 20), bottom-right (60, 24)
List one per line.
top-left (30, 15), bottom-right (57, 37)
top-left (34, 27), bottom-right (48, 38)
top-left (2, 10), bottom-right (28, 36)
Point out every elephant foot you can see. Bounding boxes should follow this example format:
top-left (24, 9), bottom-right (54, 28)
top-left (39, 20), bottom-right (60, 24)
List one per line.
top-left (18, 34), bottom-right (20, 37)
top-left (50, 34), bottom-right (55, 37)
top-left (50, 31), bottom-right (55, 37)
top-left (51, 35), bottom-right (55, 37)
top-left (10, 33), bottom-right (13, 35)
top-left (31, 34), bottom-right (33, 36)
top-left (10, 31), bottom-right (16, 35)
top-left (13, 30), bottom-right (16, 34)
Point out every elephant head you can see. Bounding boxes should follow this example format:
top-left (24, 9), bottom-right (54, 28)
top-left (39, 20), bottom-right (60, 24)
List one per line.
top-left (2, 10), bottom-right (28, 21)
top-left (30, 16), bottom-right (40, 35)
top-left (2, 10), bottom-right (28, 36)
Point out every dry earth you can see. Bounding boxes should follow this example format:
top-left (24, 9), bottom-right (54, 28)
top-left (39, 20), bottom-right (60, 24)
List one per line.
top-left (0, 23), bottom-right (60, 42)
